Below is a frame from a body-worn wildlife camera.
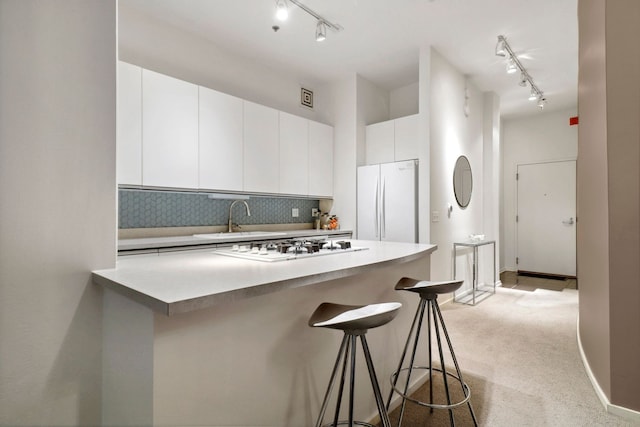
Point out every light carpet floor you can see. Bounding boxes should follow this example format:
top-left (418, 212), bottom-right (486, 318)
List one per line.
top-left (384, 287), bottom-right (634, 426)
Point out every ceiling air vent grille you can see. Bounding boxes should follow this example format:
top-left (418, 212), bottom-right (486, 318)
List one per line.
top-left (301, 87), bottom-right (313, 109)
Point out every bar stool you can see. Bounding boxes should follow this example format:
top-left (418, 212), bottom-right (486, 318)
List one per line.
top-left (309, 301), bottom-right (402, 427)
top-left (386, 278), bottom-right (478, 426)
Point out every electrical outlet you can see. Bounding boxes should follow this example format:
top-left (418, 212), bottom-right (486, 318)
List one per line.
top-left (311, 208), bottom-right (319, 217)
top-left (292, 208), bottom-right (299, 218)
top-left (431, 211), bottom-right (440, 222)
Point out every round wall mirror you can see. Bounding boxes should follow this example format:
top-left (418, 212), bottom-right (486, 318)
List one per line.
top-left (453, 156), bottom-right (472, 208)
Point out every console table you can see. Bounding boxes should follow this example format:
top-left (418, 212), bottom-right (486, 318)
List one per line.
top-left (453, 240), bottom-right (496, 305)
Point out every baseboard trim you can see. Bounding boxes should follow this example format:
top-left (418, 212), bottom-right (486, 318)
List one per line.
top-left (576, 317), bottom-right (640, 423)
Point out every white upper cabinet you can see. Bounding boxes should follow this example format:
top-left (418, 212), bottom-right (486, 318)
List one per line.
top-left (142, 69), bottom-right (199, 189)
top-left (365, 120), bottom-right (395, 164)
top-left (199, 87), bottom-right (244, 191)
top-left (308, 121), bottom-right (333, 197)
top-left (243, 101), bottom-right (279, 193)
top-left (279, 112), bottom-right (308, 195)
top-left (117, 61), bottom-right (142, 185)
top-left (365, 114), bottom-right (419, 164)
top-left (393, 114), bottom-right (419, 161)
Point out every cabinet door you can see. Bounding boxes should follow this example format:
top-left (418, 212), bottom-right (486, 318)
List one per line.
top-left (365, 120), bottom-right (394, 165)
top-left (308, 121), bottom-right (333, 197)
top-left (142, 69), bottom-right (198, 189)
top-left (243, 101), bottom-right (279, 193)
top-left (199, 87), bottom-right (243, 191)
top-left (394, 114), bottom-right (419, 161)
top-left (117, 61), bottom-right (142, 185)
top-left (279, 112), bottom-right (308, 195)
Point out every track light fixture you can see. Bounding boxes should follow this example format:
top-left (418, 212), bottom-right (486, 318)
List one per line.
top-left (315, 20), bottom-right (327, 42)
top-left (274, 0), bottom-right (342, 41)
top-left (495, 35), bottom-right (546, 110)
top-left (275, 0), bottom-right (288, 21)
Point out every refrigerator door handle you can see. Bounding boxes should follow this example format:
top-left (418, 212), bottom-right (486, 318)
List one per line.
top-left (381, 176), bottom-right (386, 238)
top-left (374, 176), bottom-right (379, 238)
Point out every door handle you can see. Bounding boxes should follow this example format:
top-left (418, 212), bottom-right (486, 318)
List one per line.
top-left (562, 217), bottom-right (575, 225)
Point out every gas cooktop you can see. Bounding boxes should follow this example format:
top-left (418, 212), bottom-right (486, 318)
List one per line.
top-left (213, 239), bottom-right (367, 262)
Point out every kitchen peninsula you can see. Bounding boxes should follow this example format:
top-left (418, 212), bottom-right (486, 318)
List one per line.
top-left (94, 239), bottom-right (436, 426)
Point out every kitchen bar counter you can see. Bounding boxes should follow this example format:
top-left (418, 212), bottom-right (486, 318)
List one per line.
top-left (94, 239), bottom-right (436, 315)
top-left (98, 240), bottom-right (437, 426)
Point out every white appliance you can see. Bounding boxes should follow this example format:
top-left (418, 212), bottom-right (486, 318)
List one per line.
top-left (357, 160), bottom-right (418, 243)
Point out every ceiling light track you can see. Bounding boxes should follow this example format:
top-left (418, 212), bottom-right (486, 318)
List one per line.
top-left (495, 35), bottom-right (546, 109)
top-left (274, 0), bottom-right (342, 41)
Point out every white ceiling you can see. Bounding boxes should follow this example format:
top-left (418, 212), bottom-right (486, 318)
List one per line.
top-left (121, 0), bottom-right (578, 119)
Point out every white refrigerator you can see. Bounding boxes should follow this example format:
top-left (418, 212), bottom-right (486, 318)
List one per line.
top-left (357, 160), bottom-right (418, 243)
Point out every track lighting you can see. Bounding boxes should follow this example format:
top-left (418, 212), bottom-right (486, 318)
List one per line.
top-left (275, 0), bottom-right (342, 41)
top-left (275, 0), bottom-right (288, 21)
top-left (519, 73), bottom-right (527, 87)
top-left (315, 20), bottom-right (326, 41)
top-left (495, 35), bottom-right (546, 110)
top-left (529, 88), bottom-right (538, 101)
top-left (537, 97), bottom-right (547, 109)
top-left (495, 38), bottom-right (506, 57)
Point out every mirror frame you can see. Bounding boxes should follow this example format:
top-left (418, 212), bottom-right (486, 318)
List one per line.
top-left (453, 155), bottom-right (472, 208)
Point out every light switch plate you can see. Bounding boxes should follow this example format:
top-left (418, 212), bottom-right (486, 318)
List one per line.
top-left (292, 208), bottom-right (299, 218)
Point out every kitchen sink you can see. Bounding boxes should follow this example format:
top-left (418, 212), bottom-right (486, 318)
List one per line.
top-left (193, 231), bottom-right (288, 239)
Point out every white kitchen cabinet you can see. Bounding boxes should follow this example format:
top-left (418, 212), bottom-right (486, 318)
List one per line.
top-left (117, 61), bottom-right (142, 185)
top-left (308, 120), bottom-right (333, 197)
top-left (365, 120), bottom-right (395, 164)
top-left (199, 86), bottom-right (244, 191)
top-left (142, 69), bottom-right (199, 189)
top-left (394, 114), bottom-right (419, 161)
top-left (279, 112), bottom-right (308, 195)
top-left (243, 101), bottom-right (279, 193)
top-left (365, 114), bottom-right (419, 164)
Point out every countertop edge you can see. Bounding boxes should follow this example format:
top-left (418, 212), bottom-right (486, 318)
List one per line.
top-left (165, 244), bottom-right (437, 315)
top-left (94, 242), bottom-right (438, 316)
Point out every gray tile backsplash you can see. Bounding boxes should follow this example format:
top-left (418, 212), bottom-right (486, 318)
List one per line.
top-left (119, 189), bottom-right (320, 229)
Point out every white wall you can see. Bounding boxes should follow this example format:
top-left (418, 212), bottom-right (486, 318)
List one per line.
top-left (390, 82), bottom-right (419, 119)
top-left (428, 49), bottom-right (487, 289)
top-left (118, 4), bottom-right (333, 125)
top-left (329, 76), bottom-right (358, 231)
top-left (0, 1), bottom-right (116, 425)
top-left (501, 108), bottom-right (578, 271)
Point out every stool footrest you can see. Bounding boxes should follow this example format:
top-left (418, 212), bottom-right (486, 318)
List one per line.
top-left (390, 366), bottom-right (472, 410)
top-left (321, 421), bottom-right (377, 427)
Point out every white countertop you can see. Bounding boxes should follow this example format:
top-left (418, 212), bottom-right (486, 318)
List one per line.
top-left (118, 229), bottom-right (353, 251)
top-left (93, 240), bottom-right (436, 316)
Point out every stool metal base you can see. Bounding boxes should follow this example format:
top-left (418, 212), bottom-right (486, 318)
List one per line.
top-left (390, 366), bottom-right (471, 409)
top-left (315, 333), bottom-right (391, 427)
top-left (386, 296), bottom-right (478, 427)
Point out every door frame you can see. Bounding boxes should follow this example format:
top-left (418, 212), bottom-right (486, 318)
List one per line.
top-left (514, 157), bottom-right (577, 278)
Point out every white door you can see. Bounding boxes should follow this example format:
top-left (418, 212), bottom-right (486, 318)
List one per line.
top-left (117, 61), bottom-right (142, 185)
top-left (199, 86), bottom-right (244, 191)
top-left (357, 164), bottom-right (380, 240)
top-left (308, 121), bottom-right (333, 198)
top-left (279, 112), bottom-right (308, 195)
top-left (243, 101), bottom-right (279, 193)
top-left (142, 69), bottom-right (199, 189)
top-left (381, 160), bottom-right (417, 243)
top-left (517, 160), bottom-right (576, 276)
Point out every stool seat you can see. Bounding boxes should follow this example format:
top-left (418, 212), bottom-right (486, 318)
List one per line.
top-left (309, 302), bottom-right (402, 331)
top-left (310, 301), bottom-right (400, 427)
top-left (395, 278), bottom-right (464, 296)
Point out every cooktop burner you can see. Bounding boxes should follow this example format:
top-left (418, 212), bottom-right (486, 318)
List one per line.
top-left (214, 239), bottom-right (366, 262)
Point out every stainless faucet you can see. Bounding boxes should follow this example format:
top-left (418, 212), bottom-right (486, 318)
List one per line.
top-left (228, 200), bottom-right (251, 232)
